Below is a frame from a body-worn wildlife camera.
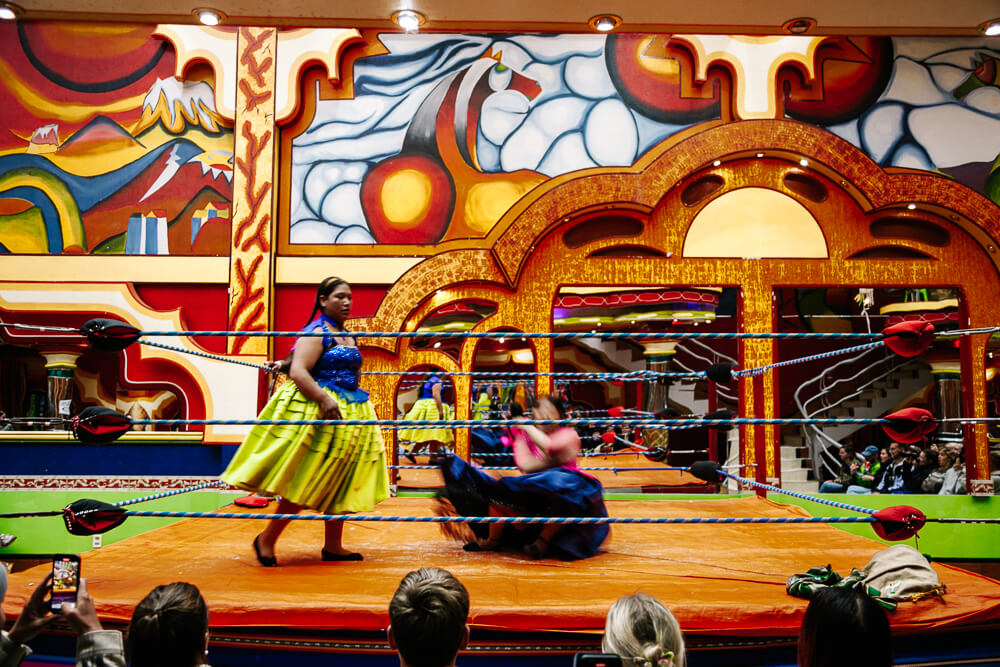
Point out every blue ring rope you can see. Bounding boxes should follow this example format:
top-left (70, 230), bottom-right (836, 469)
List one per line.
top-left (120, 510), bottom-right (877, 525)
top-left (734, 341), bottom-right (886, 378)
top-left (112, 480), bottom-right (224, 507)
top-left (388, 465), bottom-right (687, 473)
top-left (136, 330), bottom-right (882, 340)
top-left (717, 470), bottom-right (877, 515)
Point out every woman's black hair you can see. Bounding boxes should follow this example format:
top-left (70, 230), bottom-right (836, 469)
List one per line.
top-left (307, 276), bottom-right (348, 325)
top-left (539, 394), bottom-right (568, 418)
top-left (797, 586), bottom-right (892, 667)
top-left (125, 582), bottom-right (209, 667)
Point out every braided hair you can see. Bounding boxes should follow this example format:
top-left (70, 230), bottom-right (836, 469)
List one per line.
top-left (307, 276), bottom-right (348, 325)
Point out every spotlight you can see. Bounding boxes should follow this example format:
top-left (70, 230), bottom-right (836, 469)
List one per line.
top-left (433, 341), bottom-right (442, 349)
top-left (781, 17), bottom-right (816, 34)
top-left (981, 19), bottom-right (1000, 36)
top-left (0, 1), bottom-right (23, 19)
top-left (393, 9), bottom-right (425, 31)
top-left (799, 158), bottom-right (809, 166)
top-left (713, 160), bottom-right (722, 167)
top-left (192, 7), bottom-right (225, 25)
top-left (756, 152), bottom-right (764, 158)
top-left (907, 203), bottom-right (917, 210)
top-left (589, 14), bottom-right (622, 32)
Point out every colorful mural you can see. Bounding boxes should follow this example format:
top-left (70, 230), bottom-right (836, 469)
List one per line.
top-left (0, 23), bottom-right (234, 255)
top-left (285, 34), bottom-right (1000, 246)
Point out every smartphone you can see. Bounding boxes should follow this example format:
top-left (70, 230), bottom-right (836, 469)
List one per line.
top-left (50, 554), bottom-right (81, 612)
top-left (573, 654), bottom-right (624, 667)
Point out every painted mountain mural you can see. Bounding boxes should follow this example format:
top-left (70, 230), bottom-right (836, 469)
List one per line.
top-left (0, 27), bottom-right (234, 257)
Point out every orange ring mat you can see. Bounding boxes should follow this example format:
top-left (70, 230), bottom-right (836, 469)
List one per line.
top-left (4, 496), bottom-right (999, 637)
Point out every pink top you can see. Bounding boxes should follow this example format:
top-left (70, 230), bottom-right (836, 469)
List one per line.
top-left (510, 425), bottom-right (598, 481)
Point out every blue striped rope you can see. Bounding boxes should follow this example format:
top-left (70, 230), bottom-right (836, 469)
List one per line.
top-left (716, 470), bottom-right (877, 515)
top-left (734, 341), bottom-right (886, 378)
top-left (137, 330), bottom-right (882, 340)
top-left (113, 480), bottom-right (224, 507)
top-left (389, 465), bottom-right (688, 473)
top-left (125, 416), bottom-right (894, 429)
top-left (120, 510), bottom-right (876, 525)
top-left (139, 339), bottom-right (275, 371)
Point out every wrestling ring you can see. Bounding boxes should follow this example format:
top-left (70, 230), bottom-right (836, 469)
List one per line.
top-left (1, 319), bottom-right (999, 666)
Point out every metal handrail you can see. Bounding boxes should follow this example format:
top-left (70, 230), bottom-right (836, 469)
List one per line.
top-left (794, 346), bottom-right (919, 478)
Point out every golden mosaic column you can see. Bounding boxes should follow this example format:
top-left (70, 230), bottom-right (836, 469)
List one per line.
top-left (228, 27), bottom-right (277, 356)
top-left (739, 275), bottom-right (778, 488)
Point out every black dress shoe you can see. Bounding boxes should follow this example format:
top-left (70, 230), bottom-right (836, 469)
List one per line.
top-left (321, 549), bottom-right (363, 561)
top-left (253, 534), bottom-right (277, 567)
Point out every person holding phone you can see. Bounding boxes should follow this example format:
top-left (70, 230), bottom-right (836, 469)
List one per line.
top-left (436, 394), bottom-right (609, 560)
top-left (1, 569), bottom-right (124, 667)
top-left (222, 277), bottom-right (390, 566)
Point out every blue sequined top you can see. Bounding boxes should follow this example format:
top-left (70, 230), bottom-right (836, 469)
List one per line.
top-left (419, 375), bottom-right (442, 399)
top-left (298, 315), bottom-right (369, 403)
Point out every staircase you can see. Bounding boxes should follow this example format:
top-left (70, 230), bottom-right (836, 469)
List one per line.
top-left (779, 350), bottom-right (931, 493)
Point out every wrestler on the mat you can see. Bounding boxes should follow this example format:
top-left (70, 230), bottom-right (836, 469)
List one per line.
top-left (436, 394), bottom-right (609, 560)
top-left (399, 374), bottom-right (454, 462)
top-left (222, 277), bottom-right (389, 566)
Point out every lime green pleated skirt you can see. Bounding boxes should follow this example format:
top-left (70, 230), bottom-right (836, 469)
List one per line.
top-left (221, 381), bottom-right (389, 514)
top-left (398, 398), bottom-right (454, 445)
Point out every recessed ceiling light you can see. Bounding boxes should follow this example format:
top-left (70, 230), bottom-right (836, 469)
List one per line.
top-left (393, 9), bottom-right (425, 31)
top-left (799, 158), bottom-right (809, 166)
top-left (756, 152), bottom-right (764, 158)
top-left (782, 17), bottom-right (816, 34)
top-left (907, 203), bottom-right (917, 210)
top-left (980, 19), bottom-right (1000, 36)
top-left (0, 1), bottom-right (24, 19)
top-left (192, 7), bottom-right (225, 25)
top-left (589, 14), bottom-right (622, 32)
top-left (713, 160), bottom-right (722, 167)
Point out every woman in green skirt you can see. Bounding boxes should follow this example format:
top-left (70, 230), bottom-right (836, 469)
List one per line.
top-left (222, 277), bottom-right (389, 566)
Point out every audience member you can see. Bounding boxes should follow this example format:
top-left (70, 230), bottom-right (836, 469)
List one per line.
top-left (921, 447), bottom-right (950, 493)
top-left (388, 568), bottom-right (469, 667)
top-left (797, 586), bottom-right (892, 667)
top-left (0, 572), bottom-right (123, 667)
top-left (873, 441), bottom-right (912, 494)
top-left (938, 447), bottom-right (967, 495)
top-left (602, 593), bottom-right (685, 667)
top-left (846, 445), bottom-right (881, 494)
top-left (1, 571), bottom-right (210, 667)
top-left (906, 448), bottom-right (937, 493)
top-left (819, 446), bottom-right (857, 493)
top-left (991, 450), bottom-right (1000, 494)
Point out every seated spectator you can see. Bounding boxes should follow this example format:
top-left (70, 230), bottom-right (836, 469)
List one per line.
top-left (1, 572), bottom-right (124, 667)
top-left (991, 450), bottom-right (1000, 495)
top-left (938, 448), bottom-right (967, 496)
top-left (1, 571), bottom-right (210, 667)
top-left (388, 568), bottom-right (469, 667)
top-left (906, 448), bottom-right (937, 493)
top-left (797, 586), bottom-right (892, 667)
top-left (602, 593), bottom-right (685, 667)
top-left (873, 441), bottom-right (912, 494)
top-left (819, 446), bottom-right (857, 493)
top-left (921, 447), bottom-right (951, 494)
top-left (846, 445), bottom-right (881, 494)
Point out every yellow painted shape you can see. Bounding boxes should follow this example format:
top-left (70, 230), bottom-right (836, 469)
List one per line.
top-left (382, 169), bottom-right (432, 227)
top-left (636, 35), bottom-right (681, 77)
top-left (0, 169), bottom-right (86, 252)
top-left (0, 55), bottom-right (145, 125)
top-left (464, 180), bottom-right (534, 235)
top-left (0, 207), bottom-right (48, 253)
top-left (683, 187), bottom-right (827, 258)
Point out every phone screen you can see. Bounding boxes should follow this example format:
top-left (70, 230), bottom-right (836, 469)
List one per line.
top-left (51, 554), bottom-right (80, 612)
top-left (573, 654), bottom-right (624, 667)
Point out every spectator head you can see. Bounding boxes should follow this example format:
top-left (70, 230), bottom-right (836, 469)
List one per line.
top-left (918, 448), bottom-right (935, 468)
top-left (938, 448), bottom-right (957, 469)
top-left (125, 582), bottom-right (209, 667)
top-left (861, 445), bottom-right (879, 460)
top-left (888, 441), bottom-right (904, 461)
top-left (602, 593), bottom-right (686, 667)
top-left (388, 568), bottom-right (469, 667)
top-left (878, 448), bottom-right (890, 464)
top-left (797, 586), bottom-right (892, 667)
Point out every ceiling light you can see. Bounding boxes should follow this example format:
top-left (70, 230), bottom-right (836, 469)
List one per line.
top-left (589, 14), bottom-right (622, 32)
top-left (981, 19), bottom-right (1000, 36)
top-left (192, 7), bottom-right (225, 25)
top-left (0, 1), bottom-right (23, 19)
top-left (907, 203), bottom-right (917, 210)
top-left (799, 158), bottom-right (809, 166)
top-left (713, 160), bottom-right (722, 167)
top-left (433, 341), bottom-right (441, 349)
top-left (782, 17), bottom-right (816, 34)
top-left (393, 9), bottom-right (425, 31)
top-left (756, 153), bottom-right (764, 158)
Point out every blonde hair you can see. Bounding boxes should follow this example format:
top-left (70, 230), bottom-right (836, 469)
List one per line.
top-left (602, 593), bottom-right (685, 667)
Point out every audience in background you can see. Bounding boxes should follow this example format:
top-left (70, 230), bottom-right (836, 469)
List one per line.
top-left (819, 446), bottom-right (858, 493)
top-left (873, 441), bottom-right (912, 494)
top-left (906, 448), bottom-right (937, 493)
top-left (388, 568), bottom-right (469, 667)
top-left (797, 586), bottom-right (892, 667)
top-left (938, 446), bottom-right (967, 496)
top-left (846, 445), bottom-right (881, 494)
top-left (602, 593), bottom-right (685, 667)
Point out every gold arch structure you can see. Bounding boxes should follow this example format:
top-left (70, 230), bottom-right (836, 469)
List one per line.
top-left (355, 119), bottom-right (1000, 493)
